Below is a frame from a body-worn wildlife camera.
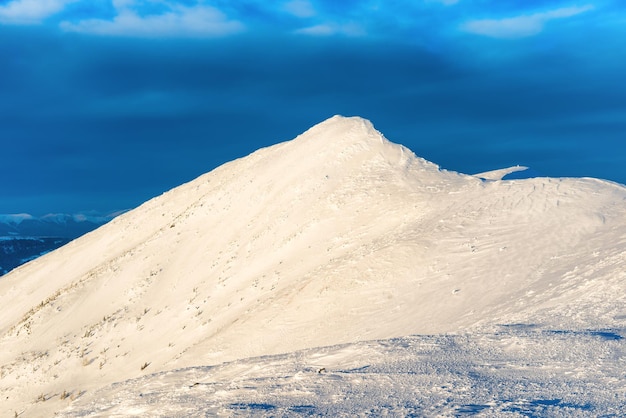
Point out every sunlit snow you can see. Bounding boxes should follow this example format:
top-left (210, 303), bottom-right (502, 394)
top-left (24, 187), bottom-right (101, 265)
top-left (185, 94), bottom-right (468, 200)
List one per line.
top-left (1, 116), bottom-right (624, 417)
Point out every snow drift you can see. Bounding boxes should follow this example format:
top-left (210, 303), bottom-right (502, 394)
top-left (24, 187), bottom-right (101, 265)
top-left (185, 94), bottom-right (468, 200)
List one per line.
top-left (1, 116), bottom-right (625, 416)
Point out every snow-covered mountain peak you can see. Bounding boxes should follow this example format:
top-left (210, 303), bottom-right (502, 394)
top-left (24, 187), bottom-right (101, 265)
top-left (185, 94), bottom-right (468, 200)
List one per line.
top-left (0, 213), bottom-right (34, 225)
top-left (298, 114), bottom-right (378, 140)
top-left (215, 115), bottom-right (462, 209)
top-left (292, 115), bottom-right (425, 170)
top-left (299, 115), bottom-right (384, 146)
top-left (1, 116), bottom-right (625, 417)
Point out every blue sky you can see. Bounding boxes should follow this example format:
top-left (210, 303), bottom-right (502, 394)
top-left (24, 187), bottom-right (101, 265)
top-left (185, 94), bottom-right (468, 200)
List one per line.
top-left (1, 0), bottom-right (625, 215)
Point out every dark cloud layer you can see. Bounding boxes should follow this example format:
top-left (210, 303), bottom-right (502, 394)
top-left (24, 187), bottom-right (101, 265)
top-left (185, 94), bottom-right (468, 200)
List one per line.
top-left (1, 2), bottom-right (625, 214)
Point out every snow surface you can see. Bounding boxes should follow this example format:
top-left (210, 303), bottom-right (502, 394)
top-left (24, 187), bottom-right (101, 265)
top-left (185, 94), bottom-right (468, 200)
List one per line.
top-left (1, 115), bottom-right (625, 417)
top-left (474, 165), bottom-right (528, 181)
top-left (58, 329), bottom-right (626, 417)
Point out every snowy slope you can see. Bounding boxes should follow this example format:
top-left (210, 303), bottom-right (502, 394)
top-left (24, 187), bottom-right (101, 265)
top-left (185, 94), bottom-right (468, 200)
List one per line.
top-left (1, 116), bottom-right (625, 417)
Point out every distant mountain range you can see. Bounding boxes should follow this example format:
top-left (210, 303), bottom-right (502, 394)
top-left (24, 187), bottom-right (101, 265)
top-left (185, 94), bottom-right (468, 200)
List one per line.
top-left (0, 212), bottom-right (122, 276)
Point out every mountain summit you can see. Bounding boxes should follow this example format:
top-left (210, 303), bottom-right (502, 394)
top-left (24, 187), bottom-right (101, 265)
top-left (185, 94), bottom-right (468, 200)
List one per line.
top-left (1, 116), bottom-right (625, 416)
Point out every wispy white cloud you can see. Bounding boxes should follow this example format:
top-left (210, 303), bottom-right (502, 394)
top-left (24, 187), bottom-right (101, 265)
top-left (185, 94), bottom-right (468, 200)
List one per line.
top-left (461, 5), bottom-right (594, 39)
top-left (426, 0), bottom-right (459, 5)
top-left (0, 0), bottom-right (75, 24)
top-left (284, 0), bottom-right (316, 18)
top-left (112, 0), bottom-right (135, 8)
top-left (0, 0), bottom-right (604, 42)
top-left (60, 3), bottom-right (244, 37)
top-left (295, 21), bottom-right (365, 37)
top-left (295, 23), bottom-right (333, 35)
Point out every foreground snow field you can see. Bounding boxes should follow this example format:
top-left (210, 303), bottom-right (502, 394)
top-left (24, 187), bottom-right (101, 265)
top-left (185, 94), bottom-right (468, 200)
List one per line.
top-left (1, 116), bottom-right (624, 417)
top-left (59, 327), bottom-right (625, 417)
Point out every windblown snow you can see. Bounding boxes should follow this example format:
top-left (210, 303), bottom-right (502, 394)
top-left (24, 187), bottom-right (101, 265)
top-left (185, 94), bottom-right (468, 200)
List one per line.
top-left (1, 116), bottom-right (625, 417)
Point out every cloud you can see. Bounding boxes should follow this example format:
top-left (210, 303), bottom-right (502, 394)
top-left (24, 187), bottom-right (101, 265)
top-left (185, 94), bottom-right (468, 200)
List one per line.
top-left (426, 0), bottom-right (459, 5)
top-left (60, 3), bottom-right (244, 37)
top-left (112, 0), bottom-right (135, 8)
top-left (0, 0), bottom-right (75, 24)
top-left (461, 5), bottom-right (594, 39)
top-left (284, 0), bottom-right (316, 18)
top-left (294, 21), bottom-right (365, 37)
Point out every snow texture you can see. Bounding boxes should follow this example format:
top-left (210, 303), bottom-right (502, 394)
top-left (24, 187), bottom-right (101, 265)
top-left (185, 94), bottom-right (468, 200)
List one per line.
top-left (0, 115), bottom-right (625, 417)
top-left (474, 165), bottom-right (529, 181)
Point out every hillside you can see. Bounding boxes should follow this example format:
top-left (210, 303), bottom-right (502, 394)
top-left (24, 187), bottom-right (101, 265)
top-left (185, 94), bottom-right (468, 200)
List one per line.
top-left (1, 116), bottom-right (624, 417)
